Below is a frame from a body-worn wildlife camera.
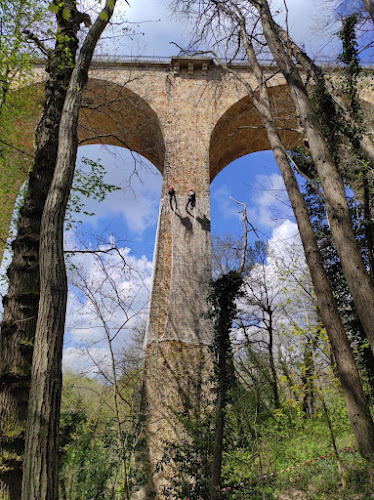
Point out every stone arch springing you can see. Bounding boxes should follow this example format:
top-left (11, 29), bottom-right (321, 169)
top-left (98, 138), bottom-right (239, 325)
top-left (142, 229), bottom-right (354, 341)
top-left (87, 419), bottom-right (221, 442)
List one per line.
top-left (79, 79), bottom-right (165, 173)
top-left (0, 79), bottom-right (166, 259)
top-left (209, 84), bottom-right (301, 182)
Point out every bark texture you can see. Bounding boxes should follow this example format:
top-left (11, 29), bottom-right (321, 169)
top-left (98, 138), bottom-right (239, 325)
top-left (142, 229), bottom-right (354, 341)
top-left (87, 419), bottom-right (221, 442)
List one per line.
top-left (364, 0), bottom-right (374, 24)
top-left (0, 5), bottom-right (80, 497)
top-left (20, 2), bottom-right (117, 498)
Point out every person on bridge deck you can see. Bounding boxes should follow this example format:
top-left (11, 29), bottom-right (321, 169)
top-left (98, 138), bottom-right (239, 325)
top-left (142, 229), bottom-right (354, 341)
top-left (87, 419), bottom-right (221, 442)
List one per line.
top-left (168, 185), bottom-right (177, 210)
top-left (186, 188), bottom-right (196, 211)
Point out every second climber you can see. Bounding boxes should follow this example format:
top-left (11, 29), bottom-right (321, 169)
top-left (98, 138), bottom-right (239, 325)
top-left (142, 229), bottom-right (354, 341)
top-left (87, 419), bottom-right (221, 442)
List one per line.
top-left (186, 188), bottom-right (196, 212)
top-left (168, 185), bottom-right (177, 210)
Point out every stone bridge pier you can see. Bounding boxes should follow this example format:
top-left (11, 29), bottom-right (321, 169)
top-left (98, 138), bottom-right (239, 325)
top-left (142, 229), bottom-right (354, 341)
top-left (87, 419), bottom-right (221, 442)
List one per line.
top-left (134, 70), bottom-right (214, 499)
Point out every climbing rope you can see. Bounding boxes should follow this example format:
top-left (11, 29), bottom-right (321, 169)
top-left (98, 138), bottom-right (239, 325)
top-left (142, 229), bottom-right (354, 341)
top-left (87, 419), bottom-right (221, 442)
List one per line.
top-left (161, 200), bottom-right (176, 342)
top-left (161, 66), bottom-right (178, 342)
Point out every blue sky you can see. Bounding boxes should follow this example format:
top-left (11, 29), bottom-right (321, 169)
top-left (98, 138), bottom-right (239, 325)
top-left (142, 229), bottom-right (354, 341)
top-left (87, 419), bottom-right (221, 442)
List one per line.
top-left (108, 0), bottom-right (344, 60)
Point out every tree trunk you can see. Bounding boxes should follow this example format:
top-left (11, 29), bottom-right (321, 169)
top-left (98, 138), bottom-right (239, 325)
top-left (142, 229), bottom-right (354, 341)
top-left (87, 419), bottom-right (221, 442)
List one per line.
top-left (0, 7), bottom-right (80, 497)
top-left (301, 337), bottom-right (315, 417)
top-left (21, 3), bottom-right (117, 499)
top-left (255, 0), bottom-right (374, 359)
top-left (267, 312), bottom-right (280, 409)
top-left (210, 370), bottom-right (225, 500)
top-left (364, 0), bottom-right (374, 24)
top-left (210, 273), bottom-right (242, 500)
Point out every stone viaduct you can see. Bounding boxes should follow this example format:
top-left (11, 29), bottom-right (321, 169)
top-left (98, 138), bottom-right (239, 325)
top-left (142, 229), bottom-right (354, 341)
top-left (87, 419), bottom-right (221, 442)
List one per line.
top-left (2, 56), bottom-right (374, 498)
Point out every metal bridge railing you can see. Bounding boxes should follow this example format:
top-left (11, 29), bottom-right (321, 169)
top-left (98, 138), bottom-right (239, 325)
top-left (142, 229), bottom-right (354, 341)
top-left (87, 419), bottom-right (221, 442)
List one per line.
top-left (90, 54), bottom-right (374, 68)
top-left (32, 53), bottom-right (374, 68)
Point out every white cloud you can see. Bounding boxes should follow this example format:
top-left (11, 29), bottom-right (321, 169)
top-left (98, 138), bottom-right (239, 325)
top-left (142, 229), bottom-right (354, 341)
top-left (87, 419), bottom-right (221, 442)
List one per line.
top-left (212, 184), bottom-right (242, 222)
top-left (249, 173), bottom-right (293, 228)
top-left (213, 173), bottom-right (293, 230)
top-left (63, 232), bottom-right (152, 374)
top-left (268, 219), bottom-right (301, 257)
top-left (62, 346), bottom-right (111, 376)
top-left (73, 145), bottom-right (162, 236)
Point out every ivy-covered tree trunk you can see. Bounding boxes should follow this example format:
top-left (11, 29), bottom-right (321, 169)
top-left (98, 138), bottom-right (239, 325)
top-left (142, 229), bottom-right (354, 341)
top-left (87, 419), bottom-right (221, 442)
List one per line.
top-left (209, 272), bottom-right (243, 500)
top-left (267, 311), bottom-right (280, 409)
top-left (0, 4), bottom-right (82, 498)
top-left (21, 2), bottom-right (117, 498)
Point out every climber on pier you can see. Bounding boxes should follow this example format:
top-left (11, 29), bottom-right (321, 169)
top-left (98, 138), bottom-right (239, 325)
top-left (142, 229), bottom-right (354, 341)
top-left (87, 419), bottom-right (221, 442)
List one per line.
top-left (168, 185), bottom-right (177, 210)
top-left (186, 188), bottom-right (196, 212)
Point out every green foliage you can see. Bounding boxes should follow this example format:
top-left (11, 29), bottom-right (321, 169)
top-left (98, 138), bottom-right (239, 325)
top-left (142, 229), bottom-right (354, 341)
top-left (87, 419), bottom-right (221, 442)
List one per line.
top-left (48, 2), bottom-right (59, 15)
top-left (59, 372), bottom-right (137, 500)
top-left (0, 1), bottom-right (47, 103)
top-left (336, 13), bottom-right (365, 154)
top-left (61, 6), bottom-right (71, 21)
top-left (338, 15), bottom-right (360, 83)
top-left (310, 14), bottom-right (364, 161)
top-left (65, 157), bottom-right (120, 230)
top-left (59, 374), bottom-right (115, 499)
top-left (207, 217), bottom-right (374, 498)
top-left (160, 408), bottom-right (214, 500)
top-left (209, 270), bottom-right (243, 320)
top-left (218, 379), bottom-right (370, 500)
top-left (0, 0), bottom-right (48, 261)
top-left (59, 358), bottom-right (145, 499)
top-left (310, 81), bottom-right (342, 162)
top-left (100, 10), bottom-right (109, 22)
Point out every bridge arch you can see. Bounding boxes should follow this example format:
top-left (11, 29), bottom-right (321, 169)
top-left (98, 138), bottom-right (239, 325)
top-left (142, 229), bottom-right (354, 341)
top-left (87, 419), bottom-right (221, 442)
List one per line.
top-left (78, 79), bottom-right (165, 172)
top-left (14, 77), bottom-right (165, 171)
top-left (209, 84), bottom-right (300, 182)
top-left (1, 79), bottom-right (165, 259)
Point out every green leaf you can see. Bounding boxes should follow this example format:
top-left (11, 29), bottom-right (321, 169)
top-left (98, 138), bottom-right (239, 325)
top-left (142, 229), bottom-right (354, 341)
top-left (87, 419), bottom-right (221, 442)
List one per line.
top-left (48, 2), bottom-right (59, 14)
top-left (100, 10), bottom-right (109, 21)
top-left (62, 7), bottom-right (71, 20)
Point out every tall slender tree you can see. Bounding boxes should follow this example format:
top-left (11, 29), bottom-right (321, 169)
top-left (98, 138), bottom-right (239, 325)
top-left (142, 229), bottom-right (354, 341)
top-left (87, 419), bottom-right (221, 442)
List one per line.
top-left (0, 3), bottom-right (89, 498)
top-left (363, 0), bottom-right (374, 23)
top-left (21, 1), bottom-right (119, 498)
